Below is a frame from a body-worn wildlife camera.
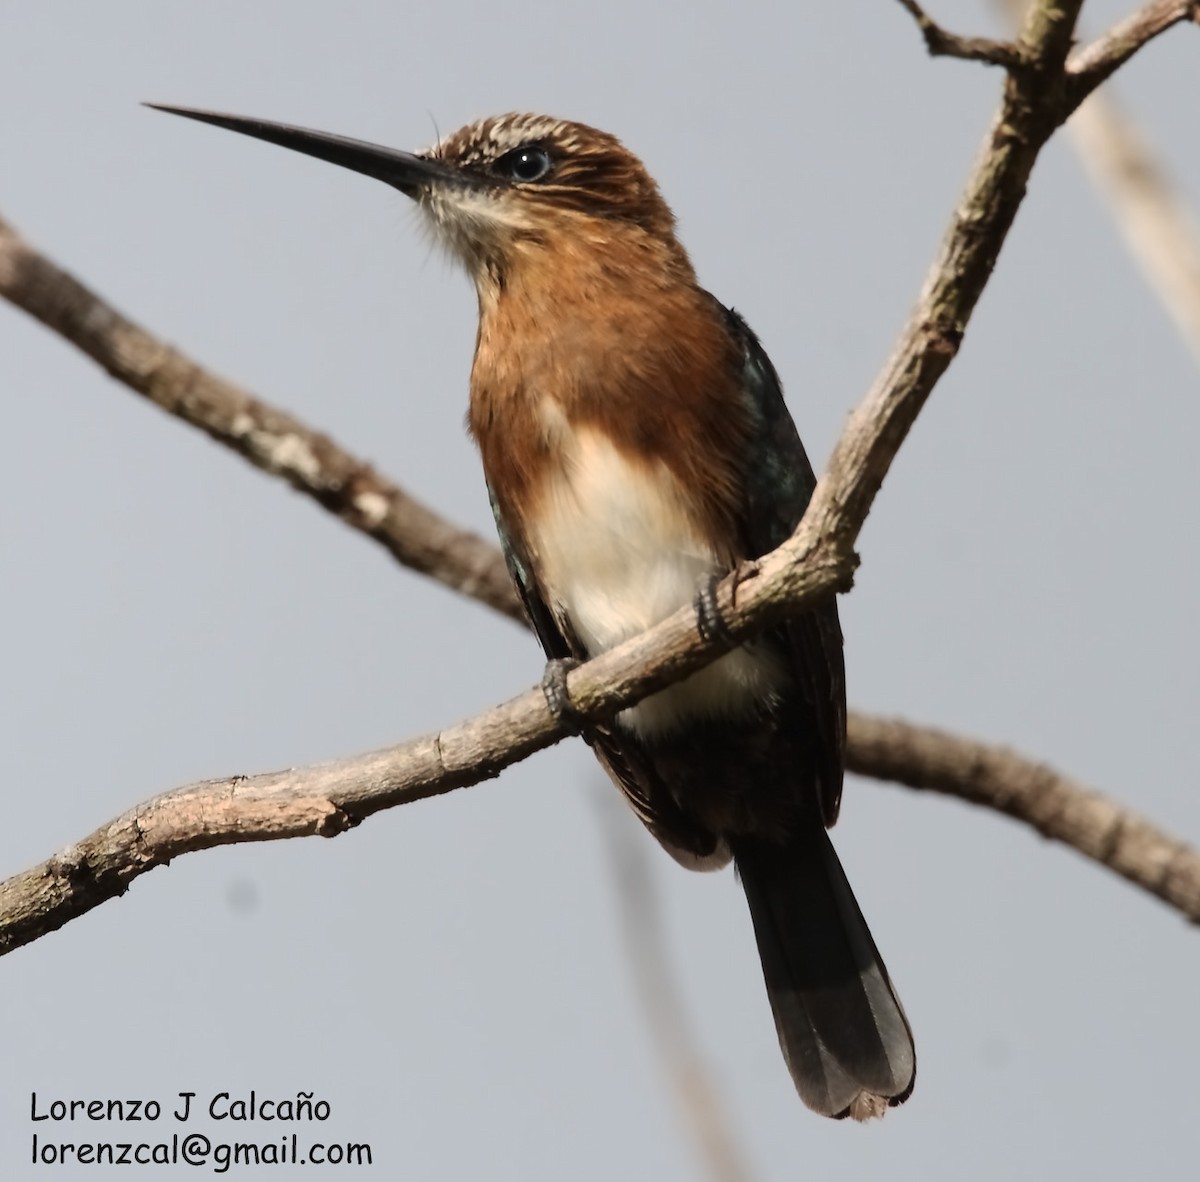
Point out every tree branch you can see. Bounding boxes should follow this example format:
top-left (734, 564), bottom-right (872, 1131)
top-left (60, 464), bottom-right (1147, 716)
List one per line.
top-left (894, 0), bottom-right (1031, 69)
top-left (799, 0), bottom-right (1082, 547)
top-left (6, 692), bottom-right (1197, 960)
top-left (0, 215), bottom-right (524, 625)
top-left (0, 533), bottom-right (849, 958)
top-left (1065, 0), bottom-right (1198, 110)
top-left (2, 0), bottom-right (1195, 953)
top-left (848, 716), bottom-right (1200, 922)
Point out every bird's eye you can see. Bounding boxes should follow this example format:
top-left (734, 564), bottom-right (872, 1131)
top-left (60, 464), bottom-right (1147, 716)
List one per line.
top-left (493, 146), bottom-right (553, 183)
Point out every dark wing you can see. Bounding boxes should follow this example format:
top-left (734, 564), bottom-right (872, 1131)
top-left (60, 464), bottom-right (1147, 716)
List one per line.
top-left (723, 305), bottom-right (848, 824)
top-left (486, 485), bottom-right (573, 661)
top-left (485, 484), bottom-right (723, 865)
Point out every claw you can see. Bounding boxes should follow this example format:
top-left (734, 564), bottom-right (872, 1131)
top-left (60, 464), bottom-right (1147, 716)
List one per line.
top-left (542, 657), bottom-right (586, 733)
top-left (694, 573), bottom-right (736, 646)
top-left (730, 558), bottom-right (760, 607)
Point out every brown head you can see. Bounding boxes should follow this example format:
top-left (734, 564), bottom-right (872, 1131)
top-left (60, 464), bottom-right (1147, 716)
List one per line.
top-left (144, 105), bottom-right (695, 300)
top-left (417, 113), bottom-right (686, 287)
top-left (145, 104), bottom-right (746, 536)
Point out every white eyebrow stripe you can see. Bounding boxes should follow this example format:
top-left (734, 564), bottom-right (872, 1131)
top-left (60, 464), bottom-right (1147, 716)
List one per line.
top-left (428, 114), bottom-right (584, 167)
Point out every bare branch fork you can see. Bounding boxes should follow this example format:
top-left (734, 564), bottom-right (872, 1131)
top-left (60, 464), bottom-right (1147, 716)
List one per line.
top-left (991, 0), bottom-right (1200, 366)
top-left (899, 0), bottom-right (1197, 104)
top-left (895, 0), bottom-right (1033, 68)
top-left (0, 0), bottom-right (1197, 956)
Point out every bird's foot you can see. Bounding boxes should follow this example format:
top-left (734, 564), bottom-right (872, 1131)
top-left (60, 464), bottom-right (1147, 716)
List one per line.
top-left (696, 561), bottom-right (748, 648)
top-left (695, 573), bottom-right (734, 645)
top-left (541, 658), bottom-right (587, 735)
top-left (695, 562), bottom-right (759, 646)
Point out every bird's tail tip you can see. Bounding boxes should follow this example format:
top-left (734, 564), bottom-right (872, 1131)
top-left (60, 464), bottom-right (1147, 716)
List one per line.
top-left (734, 825), bottom-right (916, 1120)
top-left (846, 1092), bottom-right (895, 1122)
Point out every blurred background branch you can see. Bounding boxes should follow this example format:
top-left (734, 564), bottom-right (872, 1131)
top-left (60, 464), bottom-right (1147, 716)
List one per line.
top-left (1066, 87), bottom-right (1200, 368)
top-left (598, 790), bottom-right (758, 1182)
top-left (998, 0), bottom-right (1200, 366)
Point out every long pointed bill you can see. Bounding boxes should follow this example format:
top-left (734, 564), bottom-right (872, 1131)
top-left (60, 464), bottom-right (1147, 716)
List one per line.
top-left (145, 104), bottom-right (471, 197)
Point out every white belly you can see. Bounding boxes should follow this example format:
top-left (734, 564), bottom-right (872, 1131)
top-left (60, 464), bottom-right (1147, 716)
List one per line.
top-left (528, 427), bottom-right (783, 737)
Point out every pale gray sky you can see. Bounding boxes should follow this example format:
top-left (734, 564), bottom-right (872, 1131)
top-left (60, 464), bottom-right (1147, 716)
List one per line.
top-left (2, 2), bottom-right (1198, 1179)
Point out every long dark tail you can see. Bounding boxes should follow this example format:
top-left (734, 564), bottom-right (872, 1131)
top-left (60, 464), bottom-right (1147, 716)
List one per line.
top-left (733, 823), bottom-right (916, 1120)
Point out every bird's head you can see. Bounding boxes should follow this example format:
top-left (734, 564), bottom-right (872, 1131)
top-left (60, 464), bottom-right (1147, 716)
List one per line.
top-left (147, 106), bottom-right (689, 295)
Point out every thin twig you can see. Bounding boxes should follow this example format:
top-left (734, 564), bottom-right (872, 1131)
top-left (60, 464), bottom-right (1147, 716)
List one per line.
top-left (1065, 0), bottom-right (1198, 109)
top-left (894, 0), bottom-right (1031, 68)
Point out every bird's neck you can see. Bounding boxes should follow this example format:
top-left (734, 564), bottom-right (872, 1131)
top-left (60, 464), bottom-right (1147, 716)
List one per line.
top-left (467, 228), bottom-right (751, 554)
top-left (471, 227), bottom-right (714, 421)
top-left (475, 224), bottom-right (695, 334)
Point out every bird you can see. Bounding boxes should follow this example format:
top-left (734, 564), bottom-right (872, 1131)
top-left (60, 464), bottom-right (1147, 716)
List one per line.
top-left (149, 103), bottom-right (916, 1120)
